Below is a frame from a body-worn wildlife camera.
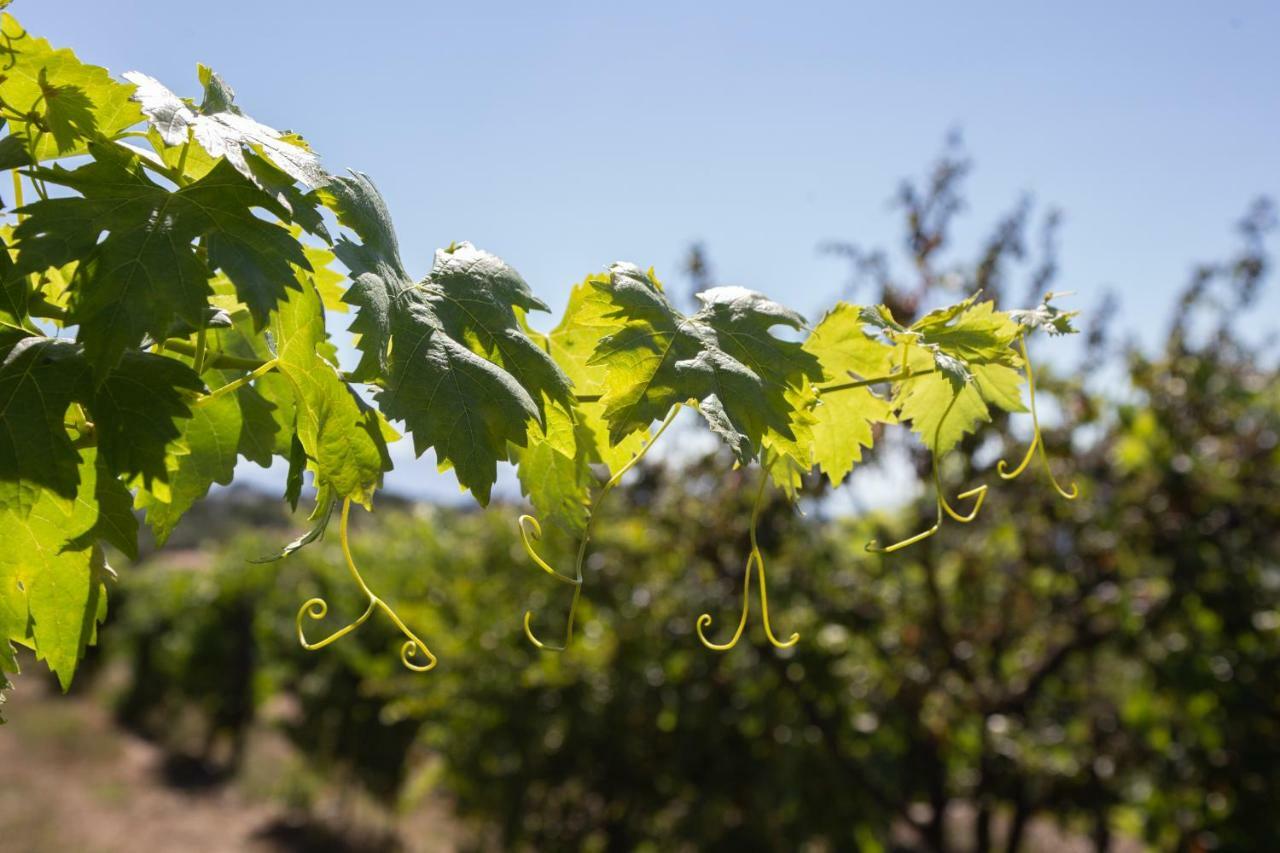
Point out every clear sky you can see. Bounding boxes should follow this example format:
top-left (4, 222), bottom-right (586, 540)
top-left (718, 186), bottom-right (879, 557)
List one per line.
top-left (23, 1), bottom-right (1280, 500)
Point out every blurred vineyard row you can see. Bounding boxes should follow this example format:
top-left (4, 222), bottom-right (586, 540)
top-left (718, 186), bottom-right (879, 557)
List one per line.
top-left (24, 151), bottom-right (1280, 852)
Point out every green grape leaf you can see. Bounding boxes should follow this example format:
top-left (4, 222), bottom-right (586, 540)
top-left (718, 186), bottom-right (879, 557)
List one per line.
top-left (0, 14), bottom-right (144, 160)
top-left (428, 243), bottom-right (574, 416)
top-left (898, 362), bottom-right (1026, 454)
top-left (911, 295), bottom-right (1022, 365)
top-left (85, 348), bottom-right (203, 493)
top-left (0, 449), bottom-right (113, 690)
top-left (36, 68), bottom-right (96, 153)
top-left (202, 294), bottom-right (296, 465)
top-left (508, 277), bottom-right (650, 528)
top-left (68, 450), bottom-right (138, 560)
top-left (696, 286), bottom-right (823, 491)
top-left (0, 230), bottom-right (32, 328)
top-left (589, 266), bottom-right (819, 463)
top-left (381, 295), bottom-right (539, 504)
top-left (862, 295), bottom-right (1027, 455)
top-left (319, 172), bottom-right (413, 379)
top-left (0, 130), bottom-right (34, 173)
top-left (511, 400), bottom-right (593, 531)
top-left (321, 172), bottom-right (562, 503)
top-left (0, 336), bottom-right (86, 513)
top-left (234, 378), bottom-right (290, 467)
top-left (803, 303), bottom-right (897, 486)
top-left (135, 381), bottom-right (242, 545)
top-left (189, 165), bottom-right (313, 328)
top-left (271, 265), bottom-right (393, 508)
top-left (123, 67), bottom-right (325, 188)
top-left (542, 274), bottom-right (647, 473)
top-left (15, 144), bottom-right (309, 373)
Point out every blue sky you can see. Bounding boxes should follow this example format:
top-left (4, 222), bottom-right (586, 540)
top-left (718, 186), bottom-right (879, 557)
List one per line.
top-left (24, 1), bottom-right (1280, 500)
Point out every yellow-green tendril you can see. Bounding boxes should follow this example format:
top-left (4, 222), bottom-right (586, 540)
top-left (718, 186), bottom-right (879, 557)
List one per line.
top-left (519, 405), bottom-right (681, 651)
top-left (997, 334), bottom-right (1079, 500)
top-left (696, 471), bottom-right (799, 651)
top-left (866, 392), bottom-right (988, 554)
top-left (296, 498), bottom-right (437, 672)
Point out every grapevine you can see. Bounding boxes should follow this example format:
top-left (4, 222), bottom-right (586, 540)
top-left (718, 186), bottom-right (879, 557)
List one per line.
top-left (0, 9), bottom-right (1079, 703)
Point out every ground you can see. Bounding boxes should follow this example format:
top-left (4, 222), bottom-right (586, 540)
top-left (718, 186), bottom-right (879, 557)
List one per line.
top-left (0, 673), bottom-right (463, 853)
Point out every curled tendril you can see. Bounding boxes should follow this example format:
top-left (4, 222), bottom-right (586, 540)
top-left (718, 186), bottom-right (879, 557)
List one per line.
top-left (519, 406), bottom-right (681, 651)
top-left (295, 498), bottom-right (437, 672)
top-left (997, 334), bottom-right (1079, 500)
top-left (518, 515), bottom-right (583, 651)
top-left (696, 472), bottom-right (799, 651)
top-left (866, 391), bottom-right (988, 554)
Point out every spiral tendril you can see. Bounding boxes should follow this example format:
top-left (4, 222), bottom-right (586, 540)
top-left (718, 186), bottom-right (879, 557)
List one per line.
top-left (997, 334), bottom-right (1079, 500)
top-left (295, 498), bottom-right (437, 672)
top-left (519, 406), bottom-right (681, 651)
top-left (867, 390), bottom-right (989, 553)
top-left (696, 472), bottom-right (799, 651)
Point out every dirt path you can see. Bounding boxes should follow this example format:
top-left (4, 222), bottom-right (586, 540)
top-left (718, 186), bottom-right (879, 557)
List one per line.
top-left (0, 676), bottom-right (462, 853)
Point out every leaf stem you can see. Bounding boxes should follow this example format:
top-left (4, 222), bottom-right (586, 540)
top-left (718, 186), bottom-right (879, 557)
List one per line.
top-left (173, 133), bottom-right (192, 183)
top-left (161, 339), bottom-right (270, 372)
top-left (192, 327), bottom-right (208, 375)
top-left (10, 168), bottom-right (23, 219)
top-left (568, 368), bottom-right (938, 404)
top-left (194, 358), bottom-right (279, 408)
top-left (817, 366), bottom-right (936, 396)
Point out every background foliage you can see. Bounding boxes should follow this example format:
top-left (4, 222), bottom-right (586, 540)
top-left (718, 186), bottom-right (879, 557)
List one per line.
top-left (85, 153), bottom-right (1280, 851)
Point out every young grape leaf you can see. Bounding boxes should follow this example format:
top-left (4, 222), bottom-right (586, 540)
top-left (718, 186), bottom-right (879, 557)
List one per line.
top-left (512, 400), bottom-right (594, 530)
top-left (0, 13), bottom-right (144, 160)
top-left (896, 361), bottom-right (1024, 450)
top-left (803, 303), bottom-right (897, 486)
top-left (1009, 291), bottom-right (1080, 336)
top-left (911, 296), bottom-right (1022, 366)
top-left (589, 265), bottom-right (820, 463)
top-left (509, 276), bottom-right (649, 529)
top-left (898, 362), bottom-right (1025, 454)
top-left (270, 265), bottom-right (393, 508)
top-left (252, 485), bottom-right (334, 563)
top-left (320, 172), bottom-right (566, 503)
top-left (135, 379), bottom-right (242, 545)
top-left (541, 274), bottom-right (648, 473)
top-left (860, 295), bottom-right (1027, 455)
